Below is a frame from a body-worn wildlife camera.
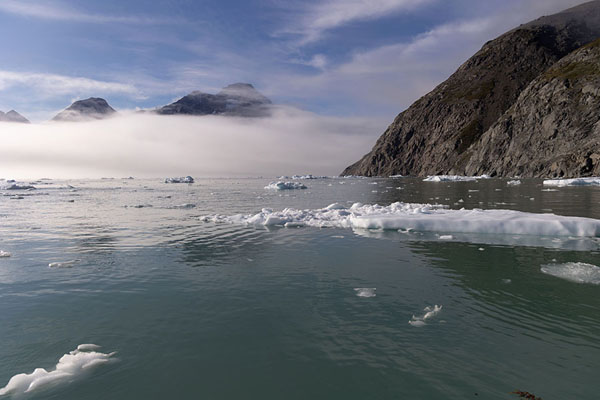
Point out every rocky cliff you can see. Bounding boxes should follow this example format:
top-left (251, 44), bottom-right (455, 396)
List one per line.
top-left (343, 1), bottom-right (600, 177)
top-left (0, 110), bottom-right (29, 123)
top-left (52, 98), bottom-right (117, 122)
top-left (157, 83), bottom-right (272, 117)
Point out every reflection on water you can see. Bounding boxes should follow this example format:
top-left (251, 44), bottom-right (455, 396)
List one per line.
top-left (0, 177), bottom-right (599, 399)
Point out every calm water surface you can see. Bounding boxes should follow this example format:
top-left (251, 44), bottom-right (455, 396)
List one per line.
top-left (0, 177), bottom-right (599, 399)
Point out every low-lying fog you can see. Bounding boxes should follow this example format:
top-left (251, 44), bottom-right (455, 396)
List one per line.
top-left (0, 106), bottom-right (386, 179)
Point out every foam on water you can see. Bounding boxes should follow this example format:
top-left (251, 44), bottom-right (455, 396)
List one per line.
top-left (264, 181), bottom-right (307, 190)
top-left (0, 345), bottom-right (116, 396)
top-left (354, 288), bottom-right (376, 298)
top-left (423, 175), bottom-right (490, 182)
top-left (409, 305), bottom-right (442, 327)
top-left (201, 202), bottom-right (600, 238)
top-left (540, 262), bottom-right (600, 284)
top-left (48, 260), bottom-right (78, 268)
top-left (543, 177), bottom-right (600, 187)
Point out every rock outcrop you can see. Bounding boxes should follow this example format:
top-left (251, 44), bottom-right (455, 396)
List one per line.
top-left (343, 1), bottom-right (600, 177)
top-left (0, 110), bottom-right (29, 123)
top-left (52, 98), bottom-right (117, 122)
top-left (156, 83), bottom-right (272, 117)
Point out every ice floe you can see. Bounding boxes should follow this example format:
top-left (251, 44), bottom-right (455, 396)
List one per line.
top-left (0, 344), bottom-right (116, 396)
top-left (507, 180), bottom-right (521, 186)
top-left (540, 262), bottom-right (600, 284)
top-left (278, 174), bottom-right (327, 180)
top-left (543, 177), bottom-right (600, 187)
top-left (0, 250), bottom-right (11, 257)
top-left (165, 176), bottom-right (194, 183)
top-left (264, 181), bottom-right (307, 190)
top-left (48, 260), bottom-right (78, 268)
top-left (354, 288), bottom-right (376, 298)
top-left (409, 305), bottom-right (442, 327)
top-left (423, 175), bottom-right (490, 182)
top-left (1, 183), bottom-right (36, 190)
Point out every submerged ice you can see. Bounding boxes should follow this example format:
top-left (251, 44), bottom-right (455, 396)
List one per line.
top-left (0, 344), bottom-right (115, 396)
top-left (540, 262), bottom-right (600, 284)
top-left (201, 202), bottom-right (600, 238)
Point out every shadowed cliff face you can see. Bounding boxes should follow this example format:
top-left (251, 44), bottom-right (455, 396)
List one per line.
top-left (156, 83), bottom-right (272, 117)
top-left (343, 1), bottom-right (600, 177)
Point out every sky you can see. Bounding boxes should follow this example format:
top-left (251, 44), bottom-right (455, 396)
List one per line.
top-left (0, 0), bottom-right (586, 122)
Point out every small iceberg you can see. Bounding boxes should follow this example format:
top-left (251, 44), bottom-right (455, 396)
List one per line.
top-left (1, 183), bottom-right (36, 190)
top-left (423, 175), bottom-right (490, 182)
top-left (264, 181), bottom-right (307, 190)
top-left (540, 262), bottom-right (600, 284)
top-left (543, 177), bottom-right (600, 187)
top-left (0, 250), bottom-right (11, 257)
top-left (409, 305), bottom-right (442, 327)
top-left (0, 344), bottom-right (116, 396)
top-left (507, 180), bottom-right (521, 186)
top-left (354, 288), bottom-right (376, 298)
top-left (165, 176), bottom-right (194, 184)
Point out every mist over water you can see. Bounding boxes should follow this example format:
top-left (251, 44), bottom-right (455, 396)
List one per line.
top-left (0, 106), bottom-right (384, 179)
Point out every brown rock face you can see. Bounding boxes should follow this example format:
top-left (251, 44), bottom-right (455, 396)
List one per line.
top-left (342, 1), bottom-right (600, 177)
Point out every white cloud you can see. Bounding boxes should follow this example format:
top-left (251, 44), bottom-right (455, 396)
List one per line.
top-left (280, 0), bottom-right (435, 44)
top-left (0, 70), bottom-right (140, 98)
top-left (0, 0), bottom-right (179, 24)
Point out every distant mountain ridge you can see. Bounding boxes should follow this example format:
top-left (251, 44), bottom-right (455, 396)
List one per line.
top-left (343, 0), bottom-right (600, 178)
top-left (0, 110), bottom-right (29, 123)
top-left (52, 98), bottom-right (117, 122)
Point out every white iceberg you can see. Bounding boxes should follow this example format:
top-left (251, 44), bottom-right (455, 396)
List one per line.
top-left (0, 250), bottom-right (11, 257)
top-left (165, 176), bottom-right (194, 183)
top-left (0, 344), bottom-right (116, 396)
top-left (543, 177), bottom-right (600, 187)
top-left (540, 262), bottom-right (600, 284)
top-left (507, 180), bottom-right (521, 186)
top-left (423, 175), bottom-right (490, 182)
top-left (409, 305), bottom-right (442, 327)
top-left (264, 181), bottom-right (307, 190)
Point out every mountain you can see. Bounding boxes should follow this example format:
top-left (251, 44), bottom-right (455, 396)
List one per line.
top-left (0, 110), bottom-right (29, 123)
top-left (52, 98), bottom-right (117, 122)
top-left (156, 83), bottom-right (272, 117)
top-left (343, 1), bottom-right (600, 177)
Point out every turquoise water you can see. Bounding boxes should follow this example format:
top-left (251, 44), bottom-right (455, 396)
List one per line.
top-left (1, 177), bottom-right (599, 399)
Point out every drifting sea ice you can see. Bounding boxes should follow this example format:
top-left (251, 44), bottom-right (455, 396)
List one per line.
top-left (540, 262), bottom-right (600, 284)
top-left (164, 176), bottom-right (194, 184)
top-left (543, 177), bottom-right (600, 187)
top-left (354, 288), bottom-right (376, 298)
top-left (0, 344), bottom-right (116, 396)
top-left (264, 181), bottom-right (307, 190)
top-left (48, 260), bottom-right (78, 268)
top-left (507, 180), bottom-right (521, 186)
top-left (1, 183), bottom-right (36, 190)
top-left (423, 175), bottom-right (490, 182)
top-left (0, 250), bottom-right (11, 257)
top-left (409, 305), bottom-right (443, 327)
top-left (201, 202), bottom-right (600, 238)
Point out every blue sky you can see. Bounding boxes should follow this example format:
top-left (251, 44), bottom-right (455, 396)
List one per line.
top-left (0, 0), bottom-right (585, 121)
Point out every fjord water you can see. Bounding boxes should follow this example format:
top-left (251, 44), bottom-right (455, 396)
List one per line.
top-left (1, 177), bottom-right (599, 399)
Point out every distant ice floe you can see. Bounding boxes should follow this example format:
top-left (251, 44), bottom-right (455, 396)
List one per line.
top-left (278, 174), bottom-right (327, 180)
top-left (543, 177), bottom-right (600, 187)
top-left (409, 305), bottom-right (442, 327)
top-left (507, 180), bottom-right (521, 186)
top-left (1, 183), bottom-right (36, 190)
top-left (540, 262), bottom-right (600, 284)
top-left (0, 344), bottom-right (116, 396)
top-left (423, 175), bottom-right (490, 182)
top-left (201, 202), bottom-right (600, 238)
top-left (389, 175), bottom-right (404, 178)
top-left (168, 203), bottom-right (196, 209)
top-left (354, 288), bottom-right (376, 298)
top-left (0, 250), bottom-right (11, 257)
top-left (48, 260), bottom-right (78, 268)
top-left (264, 181), bottom-right (307, 190)
top-left (165, 176), bottom-right (194, 184)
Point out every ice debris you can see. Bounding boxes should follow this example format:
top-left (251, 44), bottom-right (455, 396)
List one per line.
top-left (423, 175), bottom-right (490, 182)
top-left (48, 260), bottom-right (78, 268)
top-left (264, 181), bottom-right (307, 190)
top-left (409, 305), bottom-right (442, 327)
top-left (0, 344), bottom-right (116, 396)
top-left (540, 262), bottom-right (600, 284)
top-left (165, 176), bottom-right (194, 184)
top-left (543, 177), bottom-right (600, 187)
top-left (507, 180), bottom-right (521, 186)
top-left (0, 250), bottom-right (11, 257)
top-left (354, 288), bottom-right (376, 298)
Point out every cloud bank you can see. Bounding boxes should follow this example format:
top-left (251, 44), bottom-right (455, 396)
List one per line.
top-left (0, 107), bottom-right (385, 179)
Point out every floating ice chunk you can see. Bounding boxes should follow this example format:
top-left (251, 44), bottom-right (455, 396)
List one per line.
top-left (439, 235), bottom-right (453, 240)
top-left (1, 183), bottom-right (36, 190)
top-left (501, 279), bottom-right (512, 284)
top-left (0, 344), bottom-right (115, 396)
top-left (507, 180), bottom-right (521, 186)
top-left (0, 250), bottom-right (11, 257)
top-left (164, 176), bottom-right (194, 183)
top-left (264, 181), bottom-right (307, 190)
top-left (543, 177), bottom-right (600, 187)
top-left (389, 174), bottom-right (403, 178)
top-left (540, 262), bottom-right (600, 284)
top-left (292, 174), bottom-right (327, 180)
top-left (169, 203), bottom-right (196, 209)
top-left (354, 288), bottom-right (376, 298)
top-left (423, 175), bottom-right (490, 182)
top-left (409, 305), bottom-right (442, 327)
top-left (48, 260), bottom-right (78, 268)
top-left (202, 201), bottom-right (600, 238)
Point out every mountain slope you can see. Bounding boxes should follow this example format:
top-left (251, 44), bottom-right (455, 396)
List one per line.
top-left (0, 110), bottom-right (29, 123)
top-left (53, 98), bottom-right (117, 122)
top-left (157, 83), bottom-right (272, 117)
top-left (343, 1), bottom-right (600, 177)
